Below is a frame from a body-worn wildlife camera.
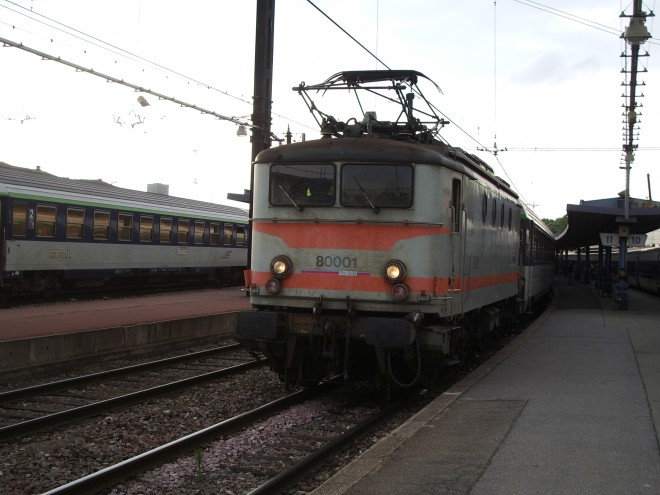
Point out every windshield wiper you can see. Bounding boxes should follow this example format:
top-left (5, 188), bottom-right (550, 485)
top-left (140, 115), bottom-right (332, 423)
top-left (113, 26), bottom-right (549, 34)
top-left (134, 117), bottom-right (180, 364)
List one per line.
top-left (278, 184), bottom-right (303, 211)
top-left (353, 177), bottom-right (379, 214)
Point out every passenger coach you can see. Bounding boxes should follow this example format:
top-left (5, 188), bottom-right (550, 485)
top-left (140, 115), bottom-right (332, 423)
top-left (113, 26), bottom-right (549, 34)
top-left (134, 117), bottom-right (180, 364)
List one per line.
top-left (0, 162), bottom-right (248, 299)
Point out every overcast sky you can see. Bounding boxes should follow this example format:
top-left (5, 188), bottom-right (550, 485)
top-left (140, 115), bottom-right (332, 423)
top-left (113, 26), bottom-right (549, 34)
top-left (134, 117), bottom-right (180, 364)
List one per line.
top-left (1, 0), bottom-right (658, 221)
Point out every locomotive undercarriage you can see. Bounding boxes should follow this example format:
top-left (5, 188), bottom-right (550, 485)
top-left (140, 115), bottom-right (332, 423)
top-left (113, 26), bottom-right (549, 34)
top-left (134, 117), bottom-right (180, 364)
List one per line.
top-left (237, 296), bottom-right (520, 391)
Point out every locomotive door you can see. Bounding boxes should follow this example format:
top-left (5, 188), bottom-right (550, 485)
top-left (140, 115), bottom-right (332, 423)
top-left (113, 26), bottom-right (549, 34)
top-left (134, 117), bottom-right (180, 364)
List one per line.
top-left (449, 176), bottom-right (466, 315)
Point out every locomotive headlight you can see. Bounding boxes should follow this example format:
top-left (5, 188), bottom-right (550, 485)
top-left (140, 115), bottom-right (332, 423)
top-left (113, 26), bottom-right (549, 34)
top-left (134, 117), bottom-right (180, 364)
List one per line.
top-left (265, 278), bottom-right (281, 295)
top-left (392, 283), bottom-right (410, 301)
top-left (270, 255), bottom-right (293, 279)
top-left (384, 259), bottom-right (406, 284)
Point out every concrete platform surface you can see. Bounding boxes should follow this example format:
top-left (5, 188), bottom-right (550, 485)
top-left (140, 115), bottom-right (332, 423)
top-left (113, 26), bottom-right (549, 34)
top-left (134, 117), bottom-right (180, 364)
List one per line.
top-left (314, 280), bottom-right (660, 495)
top-left (0, 288), bottom-right (250, 342)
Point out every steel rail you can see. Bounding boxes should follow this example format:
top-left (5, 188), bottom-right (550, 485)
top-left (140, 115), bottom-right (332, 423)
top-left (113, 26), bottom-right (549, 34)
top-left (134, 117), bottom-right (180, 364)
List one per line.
top-left (0, 343), bottom-right (243, 402)
top-left (40, 386), bottom-right (329, 495)
top-left (0, 358), bottom-right (265, 441)
top-left (245, 395), bottom-right (408, 495)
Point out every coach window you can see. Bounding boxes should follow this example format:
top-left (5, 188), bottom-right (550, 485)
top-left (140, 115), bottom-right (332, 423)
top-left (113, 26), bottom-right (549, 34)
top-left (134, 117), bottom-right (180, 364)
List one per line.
top-left (194, 220), bottom-right (205, 244)
top-left (66, 208), bottom-right (85, 239)
top-left (223, 224), bottom-right (233, 246)
top-left (94, 210), bottom-right (110, 240)
top-left (140, 215), bottom-right (154, 242)
top-left (160, 217), bottom-right (173, 243)
top-left (210, 223), bottom-right (220, 245)
top-left (118, 213), bottom-right (133, 241)
top-left (36, 205), bottom-right (57, 237)
top-left (12, 201), bottom-right (28, 236)
top-left (178, 219), bottom-right (190, 244)
top-left (236, 225), bottom-right (246, 246)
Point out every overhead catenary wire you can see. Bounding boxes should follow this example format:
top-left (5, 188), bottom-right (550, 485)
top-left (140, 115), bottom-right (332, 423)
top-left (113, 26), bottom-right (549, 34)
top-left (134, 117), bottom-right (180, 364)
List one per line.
top-left (0, 0), bottom-right (315, 133)
top-left (304, 0), bottom-right (391, 70)
top-left (2, 0), bottom-right (654, 212)
top-left (0, 35), bottom-right (255, 130)
top-left (0, 0), bottom-right (254, 107)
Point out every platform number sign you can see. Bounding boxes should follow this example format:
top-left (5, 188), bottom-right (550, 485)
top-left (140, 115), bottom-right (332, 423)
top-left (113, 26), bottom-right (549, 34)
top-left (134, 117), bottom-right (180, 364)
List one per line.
top-left (628, 234), bottom-right (647, 247)
top-left (599, 233), bottom-right (647, 247)
top-left (600, 233), bottom-right (619, 246)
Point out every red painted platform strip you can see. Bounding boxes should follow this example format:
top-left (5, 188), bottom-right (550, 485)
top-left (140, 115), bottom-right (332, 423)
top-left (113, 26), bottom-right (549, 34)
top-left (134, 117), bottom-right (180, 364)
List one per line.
top-left (0, 288), bottom-right (251, 342)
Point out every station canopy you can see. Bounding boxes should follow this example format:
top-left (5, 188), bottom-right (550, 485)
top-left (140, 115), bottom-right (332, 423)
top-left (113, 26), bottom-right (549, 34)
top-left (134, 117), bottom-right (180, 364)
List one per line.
top-left (556, 196), bottom-right (660, 250)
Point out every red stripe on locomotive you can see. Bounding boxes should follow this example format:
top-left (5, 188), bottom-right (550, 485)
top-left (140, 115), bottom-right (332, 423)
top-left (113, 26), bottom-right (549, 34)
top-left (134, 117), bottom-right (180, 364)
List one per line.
top-left (252, 223), bottom-right (451, 249)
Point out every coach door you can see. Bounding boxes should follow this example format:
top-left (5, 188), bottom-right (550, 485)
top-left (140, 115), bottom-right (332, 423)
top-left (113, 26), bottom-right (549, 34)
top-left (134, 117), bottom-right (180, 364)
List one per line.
top-left (449, 177), bottom-right (465, 315)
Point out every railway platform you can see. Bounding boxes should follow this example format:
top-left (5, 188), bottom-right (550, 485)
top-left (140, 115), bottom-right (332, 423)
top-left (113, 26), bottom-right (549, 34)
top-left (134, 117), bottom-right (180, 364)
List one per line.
top-left (0, 288), bottom-right (250, 380)
top-left (313, 278), bottom-right (660, 494)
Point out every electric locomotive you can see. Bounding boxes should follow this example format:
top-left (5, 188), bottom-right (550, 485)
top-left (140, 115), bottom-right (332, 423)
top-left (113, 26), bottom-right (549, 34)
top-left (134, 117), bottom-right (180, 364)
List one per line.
top-left (236, 70), bottom-right (554, 389)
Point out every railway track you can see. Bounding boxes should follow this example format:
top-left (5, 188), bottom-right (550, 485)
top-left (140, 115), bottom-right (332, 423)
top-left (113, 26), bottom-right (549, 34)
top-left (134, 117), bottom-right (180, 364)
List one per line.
top-left (39, 384), bottom-right (407, 495)
top-left (0, 312), bottom-right (532, 494)
top-left (0, 343), bottom-right (264, 440)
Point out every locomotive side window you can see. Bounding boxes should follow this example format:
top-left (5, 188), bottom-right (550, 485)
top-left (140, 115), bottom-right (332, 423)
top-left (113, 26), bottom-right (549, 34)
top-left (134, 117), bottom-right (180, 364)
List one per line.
top-left (482, 193), bottom-right (488, 223)
top-left (223, 224), bottom-right (233, 245)
top-left (118, 213), bottom-right (133, 241)
top-left (341, 163), bottom-right (413, 208)
top-left (160, 217), bottom-right (173, 243)
top-left (508, 208), bottom-right (513, 230)
top-left (270, 164), bottom-right (335, 207)
top-left (178, 219), bottom-right (190, 244)
top-left (236, 225), bottom-right (246, 246)
top-left (94, 210), bottom-right (110, 240)
top-left (66, 208), bottom-right (85, 239)
top-left (500, 203), bottom-right (505, 228)
top-left (140, 215), bottom-right (154, 242)
top-left (36, 205), bottom-right (56, 237)
top-left (210, 223), bottom-right (220, 245)
top-left (451, 178), bottom-right (461, 233)
top-left (194, 221), bottom-right (205, 245)
top-left (11, 201), bottom-right (28, 236)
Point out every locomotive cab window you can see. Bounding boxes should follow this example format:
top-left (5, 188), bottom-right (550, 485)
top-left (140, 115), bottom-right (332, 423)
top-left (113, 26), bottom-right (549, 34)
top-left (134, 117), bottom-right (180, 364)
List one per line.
top-left (66, 208), bottom-right (85, 239)
top-left (270, 163), bottom-right (335, 207)
top-left (36, 205), bottom-right (56, 237)
top-left (11, 201), bottom-right (28, 236)
top-left (341, 163), bottom-right (413, 208)
top-left (94, 210), bottom-right (110, 240)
